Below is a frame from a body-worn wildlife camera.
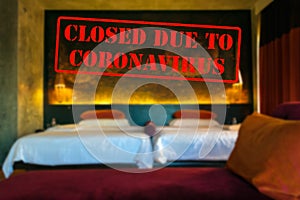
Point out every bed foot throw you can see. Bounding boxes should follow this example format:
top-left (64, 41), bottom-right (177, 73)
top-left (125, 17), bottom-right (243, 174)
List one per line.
top-left (0, 168), bottom-right (271, 200)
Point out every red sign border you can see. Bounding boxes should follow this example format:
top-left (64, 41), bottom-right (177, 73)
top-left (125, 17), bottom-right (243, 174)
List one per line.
top-left (55, 16), bottom-right (242, 83)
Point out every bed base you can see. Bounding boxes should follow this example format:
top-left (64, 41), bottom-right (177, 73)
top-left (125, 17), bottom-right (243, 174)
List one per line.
top-left (13, 160), bottom-right (226, 171)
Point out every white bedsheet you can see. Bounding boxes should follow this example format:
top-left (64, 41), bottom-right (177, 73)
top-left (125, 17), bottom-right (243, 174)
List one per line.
top-left (2, 125), bottom-right (153, 178)
top-left (153, 126), bottom-right (238, 164)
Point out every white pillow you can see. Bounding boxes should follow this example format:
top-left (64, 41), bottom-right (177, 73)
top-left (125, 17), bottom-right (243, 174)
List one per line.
top-left (78, 119), bottom-right (130, 127)
top-left (168, 118), bottom-right (220, 127)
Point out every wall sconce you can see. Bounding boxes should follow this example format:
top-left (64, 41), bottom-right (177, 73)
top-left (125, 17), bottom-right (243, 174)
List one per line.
top-left (54, 73), bottom-right (66, 103)
top-left (232, 82), bottom-right (243, 91)
top-left (227, 70), bottom-right (243, 103)
top-left (231, 70), bottom-right (243, 102)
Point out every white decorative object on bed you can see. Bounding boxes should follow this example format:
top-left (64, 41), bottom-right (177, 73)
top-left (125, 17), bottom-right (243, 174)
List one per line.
top-left (2, 116), bottom-right (153, 178)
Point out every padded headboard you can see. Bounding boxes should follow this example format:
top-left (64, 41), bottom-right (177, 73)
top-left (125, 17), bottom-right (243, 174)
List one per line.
top-left (44, 104), bottom-right (253, 128)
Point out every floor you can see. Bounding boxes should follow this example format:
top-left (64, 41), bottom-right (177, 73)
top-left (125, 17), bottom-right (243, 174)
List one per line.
top-left (0, 170), bottom-right (4, 181)
top-left (0, 170), bottom-right (26, 182)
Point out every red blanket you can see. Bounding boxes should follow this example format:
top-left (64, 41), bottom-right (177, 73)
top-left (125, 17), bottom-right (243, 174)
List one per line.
top-left (0, 167), bottom-right (271, 200)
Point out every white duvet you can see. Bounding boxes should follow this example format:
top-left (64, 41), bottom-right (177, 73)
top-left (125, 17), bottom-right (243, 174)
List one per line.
top-left (153, 126), bottom-right (238, 164)
top-left (2, 124), bottom-right (153, 178)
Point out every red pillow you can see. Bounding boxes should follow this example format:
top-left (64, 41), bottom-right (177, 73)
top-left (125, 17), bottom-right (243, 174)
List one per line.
top-left (80, 109), bottom-right (126, 120)
top-left (173, 109), bottom-right (217, 119)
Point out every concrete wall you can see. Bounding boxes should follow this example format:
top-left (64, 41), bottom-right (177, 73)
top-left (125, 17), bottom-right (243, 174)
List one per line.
top-left (0, 0), bottom-right (18, 165)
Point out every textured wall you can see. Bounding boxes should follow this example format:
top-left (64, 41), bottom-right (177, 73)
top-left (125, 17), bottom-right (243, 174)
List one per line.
top-left (18, 0), bottom-right (44, 136)
top-left (0, 0), bottom-right (18, 165)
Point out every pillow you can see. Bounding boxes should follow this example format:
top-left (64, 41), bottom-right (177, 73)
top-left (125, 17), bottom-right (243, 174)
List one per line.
top-left (173, 109), bottom-right (217, 119)
top-left (80, 109), bottom-right (125, 120)
top-left (78, 119), bottom-right (130, 127)
top-left (226, 112), bottom-right (300, 200)
top-left (168, 118), bottom-right (220, 127)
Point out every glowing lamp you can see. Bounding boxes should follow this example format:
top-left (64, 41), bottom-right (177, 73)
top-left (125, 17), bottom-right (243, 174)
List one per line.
top-left (54, 73), bottom-right (66, 103)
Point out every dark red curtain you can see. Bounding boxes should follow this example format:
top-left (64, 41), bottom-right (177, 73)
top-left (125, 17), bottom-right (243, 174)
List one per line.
top-left (259, 0), bottom-right (300, 115)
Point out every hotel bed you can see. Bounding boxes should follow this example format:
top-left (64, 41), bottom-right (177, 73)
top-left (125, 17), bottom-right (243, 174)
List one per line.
top-left (152, 110), bottom-right (240, 165)
top-left (2, 111), bottom-right (153, 178)
top-left (2, 109), bottom-right (240, 178)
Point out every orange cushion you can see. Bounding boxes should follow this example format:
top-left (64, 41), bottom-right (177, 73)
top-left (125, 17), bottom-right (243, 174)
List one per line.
top-left (80, 109), bottom-right (126, 120)
top-left (173, 109), bottom-right (217, 119)
top-left (226, 112), bottom-right (300, 200)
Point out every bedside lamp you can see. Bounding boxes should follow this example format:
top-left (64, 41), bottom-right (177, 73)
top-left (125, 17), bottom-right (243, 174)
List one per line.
top-left (54, 73), bottom-right (66, 103)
